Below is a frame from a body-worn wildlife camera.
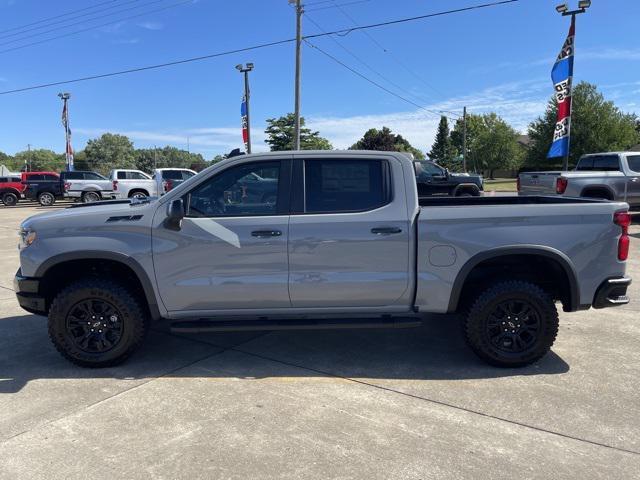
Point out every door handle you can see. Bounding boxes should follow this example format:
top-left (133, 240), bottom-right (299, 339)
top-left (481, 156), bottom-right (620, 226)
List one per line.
top-left (371, 227), bottom-right (402, 235)
top-left (251, 230), bottom-right (282, 238)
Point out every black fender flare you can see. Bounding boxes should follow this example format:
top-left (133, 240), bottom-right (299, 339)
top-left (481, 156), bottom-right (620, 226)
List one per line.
top-left (447, 245), bottom-right (580, 313)
top-left (35, 250), bottom-right (162, 320)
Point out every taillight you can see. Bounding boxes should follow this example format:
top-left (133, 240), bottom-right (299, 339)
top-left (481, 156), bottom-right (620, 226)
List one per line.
top-left (556, 177), bottom-right (568, 194)
top-left (64, 182), bottom-right (71, 191)
top-left (112, 180), bottom-right (118, 191)
top-left (614, 211), bottom-right (631, 261)
top-left (516, 177), bottom-right (521, 192)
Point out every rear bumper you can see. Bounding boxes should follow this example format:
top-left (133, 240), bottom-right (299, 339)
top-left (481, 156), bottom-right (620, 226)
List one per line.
top-left (13, 269), bottom-right (46, 315)
top-left (593, 277), bottom-right (632, 309)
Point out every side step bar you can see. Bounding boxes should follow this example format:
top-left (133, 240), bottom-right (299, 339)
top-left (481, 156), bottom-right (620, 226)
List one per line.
top-left (170, 317), bottom-right (422, 333)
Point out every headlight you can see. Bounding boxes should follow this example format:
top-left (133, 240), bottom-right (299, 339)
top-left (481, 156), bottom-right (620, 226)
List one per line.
top-left (18, 228), bottom-right (36, 250)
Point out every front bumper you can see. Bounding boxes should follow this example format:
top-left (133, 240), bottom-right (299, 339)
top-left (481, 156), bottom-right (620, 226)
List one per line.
top-left (593, 277), bottom-right (632, 309)
top-left (13, 269), bottom-right (46, 315)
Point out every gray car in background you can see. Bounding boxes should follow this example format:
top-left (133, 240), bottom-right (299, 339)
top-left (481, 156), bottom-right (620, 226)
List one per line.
top-left (518, 152), bottom-right (640, 208)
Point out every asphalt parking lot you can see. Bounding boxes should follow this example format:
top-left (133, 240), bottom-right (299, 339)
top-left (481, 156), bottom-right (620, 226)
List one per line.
top-left (0, 203), bottom-right (639, 479)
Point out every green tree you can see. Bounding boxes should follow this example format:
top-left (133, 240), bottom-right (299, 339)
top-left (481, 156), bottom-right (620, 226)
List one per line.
top-left (451, 113), bottom-right (485, 171)
top-left (84, 133), bottom-right (136, 175)
top-left (429, 116), bottom-right (457, 168)
top-left (264, 113), bottom-right (333, 151)
top-left (134, 146), bottom-right (207, 173)
top-left (527, 81), bottom-right (640, 169)
top-left (349, 126), bottom-right (424, 159)
top-left (14, 149), bottom-right (65, 172)
top-left (473, 113), bottom-right (523, 178)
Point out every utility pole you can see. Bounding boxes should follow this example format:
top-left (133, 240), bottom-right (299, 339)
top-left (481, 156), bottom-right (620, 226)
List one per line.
top-left (292, 0), bottom-right (303, 150)
top-left (462, 106), bottom-right (467, 173)
top-left (58, 92), bottom-right (73, 171)
top-left (554, 0), bottom-right (591, 171)
top-left (154, 145), bottom-right (158, 170)
top-left (27, 143), bottom-right (32, 172)
top-left (236, 63), bottom-right (254, 154)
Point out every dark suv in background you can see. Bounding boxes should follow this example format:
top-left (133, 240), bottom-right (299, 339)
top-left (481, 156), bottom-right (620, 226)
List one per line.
top-left (414, 160), bottom-right (484, 197)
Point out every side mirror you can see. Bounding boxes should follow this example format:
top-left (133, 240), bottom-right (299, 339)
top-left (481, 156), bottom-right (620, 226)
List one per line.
top-left (165, 198), bottom-right (184, 230)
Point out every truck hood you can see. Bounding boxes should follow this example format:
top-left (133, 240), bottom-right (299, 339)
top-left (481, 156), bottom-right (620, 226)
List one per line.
top-left (21, 199), bottom-right (159, 231)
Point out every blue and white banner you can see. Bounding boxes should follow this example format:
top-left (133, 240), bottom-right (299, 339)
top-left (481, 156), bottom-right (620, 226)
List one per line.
top-left (548, 16), bottom-right (575, 159)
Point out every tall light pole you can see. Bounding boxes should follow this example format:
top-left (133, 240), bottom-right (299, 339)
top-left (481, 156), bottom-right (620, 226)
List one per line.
top-left (57, 92), bottom-right (73, 171)
top-left (236, 62), bottom-right (254, 154)
top-left (554, 0), bottom-right (591, 171)
top-left (290, 0), bottom-right (303, 150)
top-left (462, 106), bottom-right (467, 173)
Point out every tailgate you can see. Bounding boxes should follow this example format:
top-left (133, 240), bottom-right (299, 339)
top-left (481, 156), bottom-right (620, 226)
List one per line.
top-left (518, 172), bottom-right (560, 196)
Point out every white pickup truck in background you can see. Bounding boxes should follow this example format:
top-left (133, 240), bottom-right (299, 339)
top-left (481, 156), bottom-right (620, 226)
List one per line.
top-left (110, 168), bottom-right (197, 199)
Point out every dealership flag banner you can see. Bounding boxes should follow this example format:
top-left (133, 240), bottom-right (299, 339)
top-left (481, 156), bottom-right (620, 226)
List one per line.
top-left (548, 16), bottom-right (575, 158)
top-left (241, 96), bottom-right (249, 152)
top-left (61, 99), bottom-right (74, 170)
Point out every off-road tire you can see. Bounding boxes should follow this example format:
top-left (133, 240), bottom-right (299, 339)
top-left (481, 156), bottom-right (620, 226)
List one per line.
top-left (48, 278), bottom-right (148, 368)
top-left (464, 280), bottom-right (559, 368)
top-left (2, 192), bottom-right (18, 206)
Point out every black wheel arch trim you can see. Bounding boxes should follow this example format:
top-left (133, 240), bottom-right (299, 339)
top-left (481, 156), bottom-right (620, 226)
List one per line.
top-left (580, 184), bottom-right (615, 200)
top-left (447, 245), bottom-right (580, 313)
top-left (452, 183), bottom-right (481, 196)
top-left (34, 251), bottom-right (162, 320)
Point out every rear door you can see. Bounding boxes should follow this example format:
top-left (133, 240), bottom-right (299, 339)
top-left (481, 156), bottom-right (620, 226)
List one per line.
top-left (152, 158), bottom-right (292, 312)
top-left (288, 154), bottom-right (411, 308)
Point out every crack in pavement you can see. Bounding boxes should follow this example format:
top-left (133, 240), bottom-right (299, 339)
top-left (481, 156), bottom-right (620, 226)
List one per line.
top-left (164, 330), bottom-right (640, 457)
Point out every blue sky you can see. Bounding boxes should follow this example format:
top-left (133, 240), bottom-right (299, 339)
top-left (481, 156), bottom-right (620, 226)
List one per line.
top-left (0, 0), bottom-right (638, 159)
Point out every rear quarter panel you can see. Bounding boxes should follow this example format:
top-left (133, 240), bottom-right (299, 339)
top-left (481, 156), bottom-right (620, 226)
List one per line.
top-left (415, 202), bottom-right (628, 313)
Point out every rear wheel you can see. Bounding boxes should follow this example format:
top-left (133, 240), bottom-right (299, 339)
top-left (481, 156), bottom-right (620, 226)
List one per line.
top-left (2, 192), bottom-right (18, 206)
top-left (129, 190), bottom-right (148, 200)
top-left (82, 191), bottom-right (101, 203)
top-left (38, 192), bottom-right (55, 206)
top-left (48, 278), bottom-right (148, 367)
top-left (464, 280), bottom-right (559, 367)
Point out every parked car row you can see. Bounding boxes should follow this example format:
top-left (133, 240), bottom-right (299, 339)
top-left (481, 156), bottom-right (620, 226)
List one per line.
top-left (0, 168), bottom-right (197, 206)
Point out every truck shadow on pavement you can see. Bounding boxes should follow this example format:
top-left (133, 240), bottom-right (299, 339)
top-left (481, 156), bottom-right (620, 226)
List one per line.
top-left (0, 313), bottom-right (570, 394)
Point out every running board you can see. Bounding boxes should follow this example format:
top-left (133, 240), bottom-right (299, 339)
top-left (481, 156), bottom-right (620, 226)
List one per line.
top-left (170, 317), bottom-right (422, 333)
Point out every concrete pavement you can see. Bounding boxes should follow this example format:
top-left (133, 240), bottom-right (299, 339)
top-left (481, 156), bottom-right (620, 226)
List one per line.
top-left (0, 203), bottom-right (639, 479)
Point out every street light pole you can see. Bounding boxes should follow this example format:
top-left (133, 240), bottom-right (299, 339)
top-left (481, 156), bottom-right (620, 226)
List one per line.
top-left (555, 1), bottom-right (591, 171)
top-left (57, 92), bottom-right (72, 171)
top-left (236, 63), bottom-right (254, 154)
top-left (462, 106), bottom-right (467, 173)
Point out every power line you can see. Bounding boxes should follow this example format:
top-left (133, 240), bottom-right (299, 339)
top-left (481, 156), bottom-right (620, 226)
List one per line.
top-left (0, 0), bottom-right (519, 95)
top-left (304, 13), bottom-right (442, 118)
top-left (305, 0), bottom-right (370, 13)
top-left (327, 0), bottom-right (447, 101)
top-left (0, 0), bottom-right (143, 41)
top-left (0, 0), bottom-right (122, 34)
top-left (0, 0), bottom-right (196, 54)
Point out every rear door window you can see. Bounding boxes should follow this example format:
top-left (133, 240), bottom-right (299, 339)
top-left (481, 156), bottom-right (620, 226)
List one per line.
top-left (43, 174), bottom-right (59, 181)
top-left (627, 155), bottom-right (640, 173)
top-left (163, 170), bottom-right (183, 180)
top-left (304, 159), bottom-right (389, 213)
top-left (65, 172), bottom-right (83, 180)
top-left (577, 155), bottom-right (620, 171)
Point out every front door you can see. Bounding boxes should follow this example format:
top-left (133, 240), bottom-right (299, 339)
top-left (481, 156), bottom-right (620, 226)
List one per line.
top-left (288, 155), bottom-right (411, 308)
top-left (153, 159), bottom-right (291, 313)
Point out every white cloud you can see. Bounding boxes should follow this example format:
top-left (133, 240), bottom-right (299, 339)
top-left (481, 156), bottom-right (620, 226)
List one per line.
top-left (137, 21), bottom-right (164, 31)
top-left (112, 38), bottom-right (139, 45)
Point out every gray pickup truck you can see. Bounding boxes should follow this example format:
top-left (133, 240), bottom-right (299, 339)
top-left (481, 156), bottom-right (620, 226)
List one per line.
top-left (14, 151), bottom-right (632, 368)
top-left (518, 152), bottom-right (640, 208)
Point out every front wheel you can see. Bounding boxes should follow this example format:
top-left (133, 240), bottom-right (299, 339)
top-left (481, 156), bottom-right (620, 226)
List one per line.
top-left (82, 191), bottom-right (101, 203)
top-left (464, 280), bottom-right (559, 367)
top-left (48, 279), bottom-right (148, 367)
top-left (38, 192), bottom-right (55, 206)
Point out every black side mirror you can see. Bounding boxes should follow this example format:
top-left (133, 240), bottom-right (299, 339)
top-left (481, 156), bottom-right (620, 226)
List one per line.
top-left (165, 198), bottom-right (184, 230)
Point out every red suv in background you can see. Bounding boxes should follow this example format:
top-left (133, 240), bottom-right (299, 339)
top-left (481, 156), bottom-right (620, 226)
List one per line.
top-left (0, 174), bottom-right (24, 206)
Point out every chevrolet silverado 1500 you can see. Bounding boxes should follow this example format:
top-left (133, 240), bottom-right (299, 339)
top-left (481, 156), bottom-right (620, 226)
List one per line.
top-left (14, 151), bottom-right (632, 368)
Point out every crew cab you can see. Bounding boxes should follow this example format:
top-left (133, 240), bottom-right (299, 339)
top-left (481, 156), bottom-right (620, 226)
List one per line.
top-left (21, 171), bottom-right (61, 206)
top-left (518, 152), bottom-right (640, 208)
top-left (0, 175), bottom-right (24, 206)
top-left (14, 151), bottom-right (632, 368)
top-left (60, 170), bottom-right (115, 203)
top-left (110, 169), bottom-right (156, 200)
